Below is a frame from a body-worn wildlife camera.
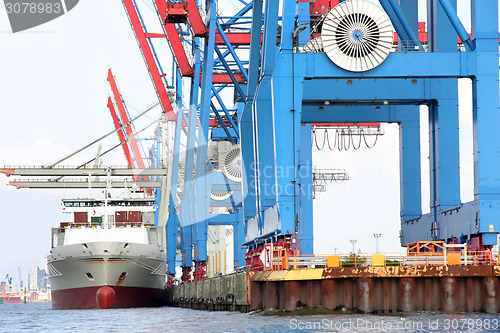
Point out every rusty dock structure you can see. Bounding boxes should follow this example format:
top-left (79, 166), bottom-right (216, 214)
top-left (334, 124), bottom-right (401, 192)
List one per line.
top-left (167, 242), bottom-right (500, 313)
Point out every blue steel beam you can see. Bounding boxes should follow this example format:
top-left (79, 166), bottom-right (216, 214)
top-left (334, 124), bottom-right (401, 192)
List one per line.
top-left (379, 0), bottom-right (412, 42)
top-left (213, 48), bottom-right (232, 68)
top-left (298, 124), bottom-right (313, 255)
top-left (193, 0), bottom-right (217, 264)
top-left (216, 22), bottom-right (249, 82)
top-left (261, 0), bottom-right (303, 238)
top-left (471, 0), bottom-right (500, 246)
top-left (247, 0), bottom-right (280, 238)
top-left (426, 3), bottom-right (461, 237)
top-left (302, 52), bottom-right (474, 78)
top-left (302, 105), bottom-right (417, 123)
top-left (233, 209), bottom-right (246, 267)
top-left (240, 0), bottom-right (262, 225)
top-left (429, 92), bottom-right (461, 211)
top-left (386, 0), bottom-right (421, 47)
top-left (166, 104), bottom-right (183, 275)
top-left (296, 0), bottom-right (310, 47)
top-left (400, 0), bottom-right (418, 35)
top-left (220, 1), bottom-right (253, 28)
top-left (401, 5), bottom-right (499, 247)
top-left (260, 0), bottom-right (279, 76)
top-left (153, 123), bottom-right (162, 227)
top-left (427, 0), bottom-right (457, 53)
top-left (214, 47), bottom-right (245, 100)
top-left (211, 87), bottom-right (240, 138)
top-left (301, 78), bottom-right (446, 102)
top-left (180, 40), bottom-right (202, 270)
top-left (398, 106), bottom-right (422, 222)
top-left (210, 102), bottom-right (236, 144)
top-left (165, 68), bottom-right (184, 275)
top-left (438, 0), bottom-right (473, 51)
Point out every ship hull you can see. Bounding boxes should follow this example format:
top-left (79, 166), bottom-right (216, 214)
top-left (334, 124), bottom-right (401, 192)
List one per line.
top-left (48, 241), bottom-right (166, 309)
top-left (51, 285), bottom-right (165, 309)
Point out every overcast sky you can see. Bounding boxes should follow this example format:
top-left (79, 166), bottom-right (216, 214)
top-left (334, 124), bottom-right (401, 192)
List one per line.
top-left (0, 1), bottom-right (497, 289)
top-left (0, 0), bottom-right (159, 286)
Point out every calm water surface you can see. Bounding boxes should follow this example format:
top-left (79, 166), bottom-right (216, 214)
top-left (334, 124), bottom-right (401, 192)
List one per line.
top-left (2, 302), bottom-right (500, 333)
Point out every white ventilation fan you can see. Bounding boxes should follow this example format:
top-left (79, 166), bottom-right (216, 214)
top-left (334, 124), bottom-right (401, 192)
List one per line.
top-left (220, 144), bottom-right (242, 182)
top-left (210, 190), bottom-right (233, 201)
top-left (321, 0), bottom-right (394, 72)
top-left (303, 37), bottom-right (324, 53)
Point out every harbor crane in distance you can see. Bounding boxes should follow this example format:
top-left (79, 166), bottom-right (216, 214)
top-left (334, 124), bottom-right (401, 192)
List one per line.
top-left (18, 267), bottom-right (23, 291)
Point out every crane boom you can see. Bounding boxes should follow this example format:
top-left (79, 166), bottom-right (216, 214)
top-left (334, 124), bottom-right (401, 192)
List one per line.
top-left (107, 69), bottom-right (150, 184)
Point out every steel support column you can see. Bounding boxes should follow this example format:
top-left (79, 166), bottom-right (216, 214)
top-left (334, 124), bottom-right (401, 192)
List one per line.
top-left (299, 123), bottom-right (313, 254)
top-left (471, 0), bottom-right (500, 245)
top-left (247, 0), bottom-right (280, 239)
top-left (180, 40), bottom-right (202, 270)
top-left (166, 99), bottom-right (184, 275)
top-left (193, 0), bottom-right (217, 263)
top-left (399, 106), bottom-right (422, 223)
top-left (267, 0), bottom-right (305, 236)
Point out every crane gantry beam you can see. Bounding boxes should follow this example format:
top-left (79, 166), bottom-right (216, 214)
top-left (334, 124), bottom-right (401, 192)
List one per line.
top-left (8, 179), bottom-right (162, 189)
top-left (0, 167), bottom-right (167, 177)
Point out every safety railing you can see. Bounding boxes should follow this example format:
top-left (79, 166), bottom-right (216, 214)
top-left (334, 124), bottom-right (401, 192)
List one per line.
top-left (274, 251), bottom-right (500, 270)
top-left (392, 40), bottom-right (428, 52)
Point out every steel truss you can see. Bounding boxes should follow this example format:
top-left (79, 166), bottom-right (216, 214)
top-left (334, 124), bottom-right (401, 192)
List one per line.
top-left (120, 0), bottom-right (500, 281)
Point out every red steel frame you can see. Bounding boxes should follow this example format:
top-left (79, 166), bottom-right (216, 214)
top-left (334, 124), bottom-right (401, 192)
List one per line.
top-left (107, 97), bottom-right (135, 169)
top-left (107, 69), bottom-right (150, 183)
top-left (122, 0), bottom-right (176, 120)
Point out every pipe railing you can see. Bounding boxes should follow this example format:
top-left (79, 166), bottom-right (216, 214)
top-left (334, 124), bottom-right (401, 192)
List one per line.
top-left (271, 251), bottom-right (500, 270)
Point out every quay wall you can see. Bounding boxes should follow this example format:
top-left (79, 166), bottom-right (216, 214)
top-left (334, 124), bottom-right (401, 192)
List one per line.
top-left (166, 266), bottom-right (500, 313)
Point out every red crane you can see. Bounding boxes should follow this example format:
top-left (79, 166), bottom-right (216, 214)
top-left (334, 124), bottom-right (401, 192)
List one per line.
top-left (107, 68), bottom-right (150, 184)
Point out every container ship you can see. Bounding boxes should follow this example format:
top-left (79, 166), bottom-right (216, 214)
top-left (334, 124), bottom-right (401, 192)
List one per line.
top-left (47, 189), bottom-right (166, 309)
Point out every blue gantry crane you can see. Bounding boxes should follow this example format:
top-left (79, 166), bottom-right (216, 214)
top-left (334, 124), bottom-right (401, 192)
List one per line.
top-left (120, 0), bottom-right (499, 281)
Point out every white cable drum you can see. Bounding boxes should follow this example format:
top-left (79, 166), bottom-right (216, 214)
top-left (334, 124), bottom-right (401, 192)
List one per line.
top-left (321, 0), bottom-right (394, 72)
top-left (303, 37), bottom-right (324, 53)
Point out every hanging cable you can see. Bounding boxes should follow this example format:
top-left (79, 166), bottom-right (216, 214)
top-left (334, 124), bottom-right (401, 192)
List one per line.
top-left (44, 102), bottom-right (160, 167)
top-left (343, 128), bottom-right (350, 151)
top-left (313, 128), bottom-right (327, 150)
top-left (363, 128), bottom-right (380, 148)
top-left (313, 126), bottom-right (382, 151)
top-left (351, 128), bottom-right (363, 150)
top-left (326, 128), bottom-right (335, 150)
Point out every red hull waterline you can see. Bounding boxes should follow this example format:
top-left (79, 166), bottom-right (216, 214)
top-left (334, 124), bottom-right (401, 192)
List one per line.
top-left (51, 286), bottom-right (166, 309)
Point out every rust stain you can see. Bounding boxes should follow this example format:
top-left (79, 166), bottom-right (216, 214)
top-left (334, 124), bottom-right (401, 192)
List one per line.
top-left (247, 272), bottom-right (252, 305)
top-left (318, 265), bottom-right (496, 280)
top-left (0, 168), bottom-right (15, 177)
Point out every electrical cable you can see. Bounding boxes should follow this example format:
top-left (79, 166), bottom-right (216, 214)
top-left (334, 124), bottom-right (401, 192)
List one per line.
top-left (363, 128), bottom-right (380, 148)
top-left (44, 102), bottom-right (160, 167)
top-left (351, 128), bottom-right (363, 150)
top-left (313, 126), bottom-right (382, 151)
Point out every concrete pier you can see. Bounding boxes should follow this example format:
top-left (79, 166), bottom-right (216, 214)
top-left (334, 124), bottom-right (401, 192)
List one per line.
top-left (166, 265), bottom-right (500, 313)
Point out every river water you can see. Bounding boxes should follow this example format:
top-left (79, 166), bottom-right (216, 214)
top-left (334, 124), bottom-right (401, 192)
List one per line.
top-left (2, 303), bottom-right (500, 332)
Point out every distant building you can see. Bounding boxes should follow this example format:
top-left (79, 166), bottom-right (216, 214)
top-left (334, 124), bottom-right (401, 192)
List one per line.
top-left (28, 267), bottom-right (47, 291)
